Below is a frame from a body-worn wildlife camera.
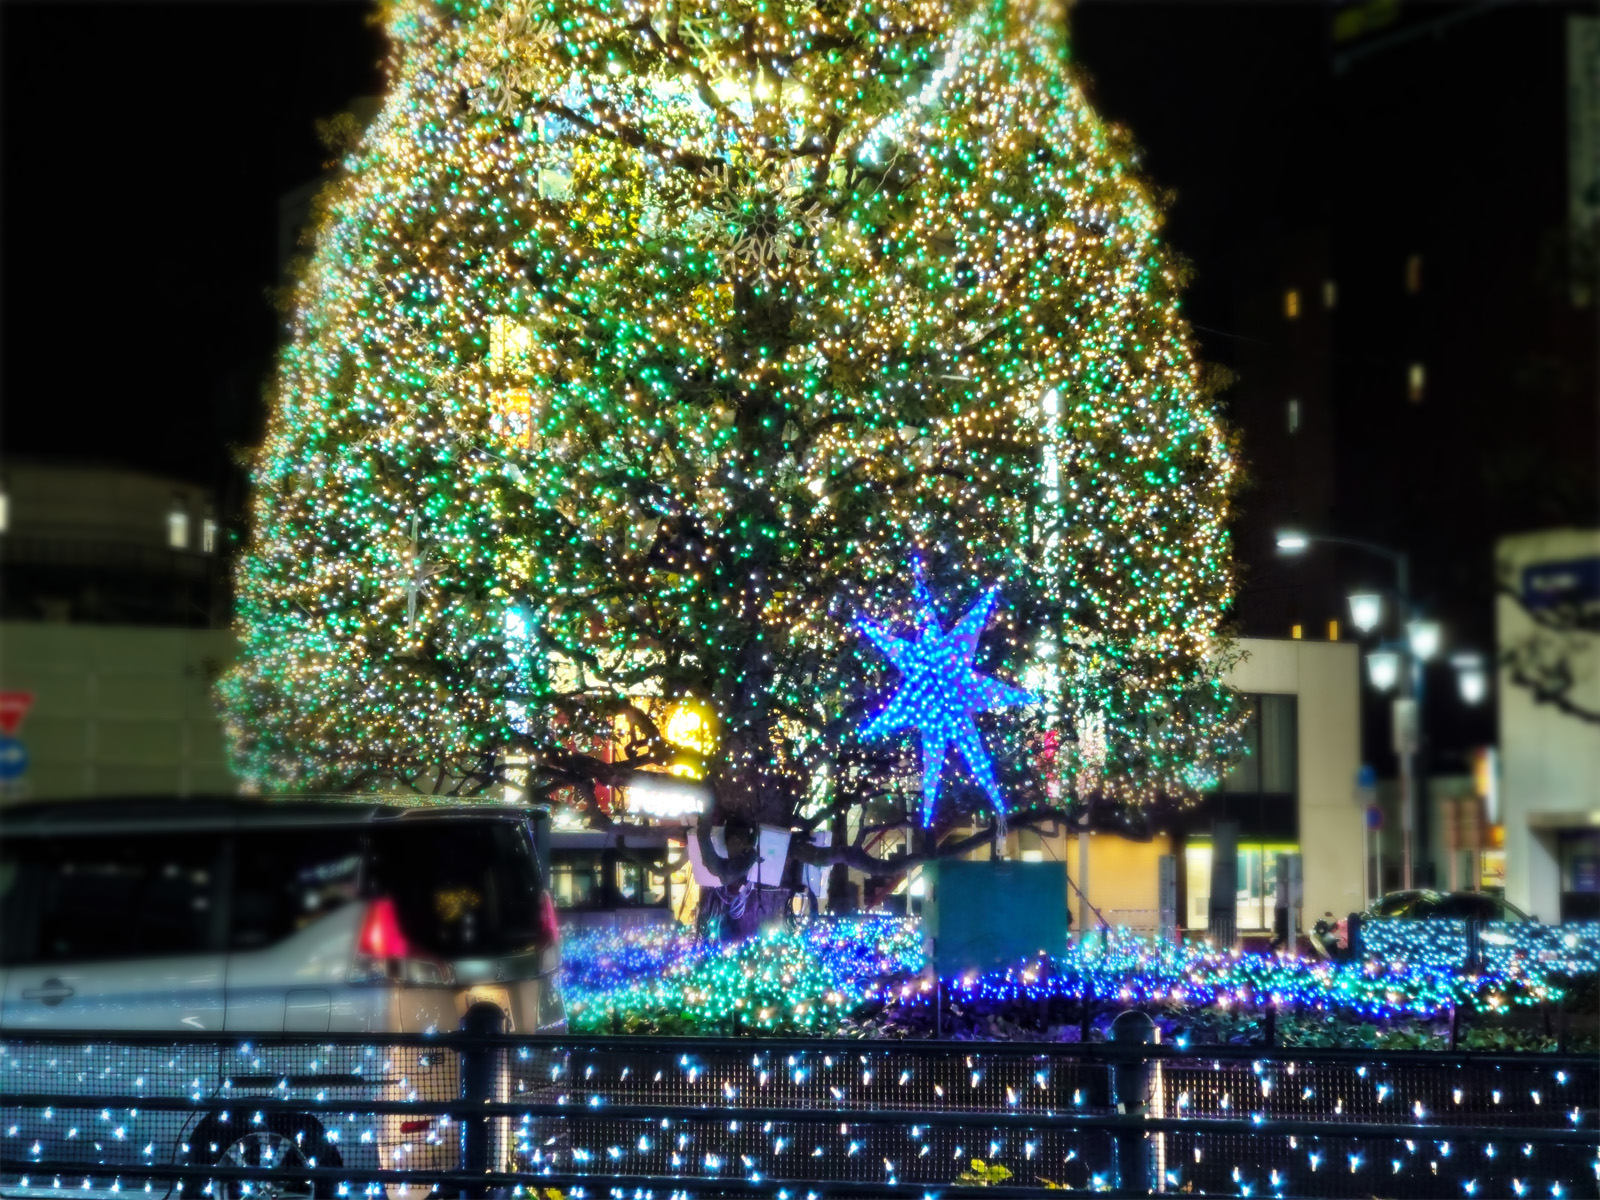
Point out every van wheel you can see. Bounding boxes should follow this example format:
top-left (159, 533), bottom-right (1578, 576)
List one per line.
top-left (211, 1114), bottom-right (337, 1199)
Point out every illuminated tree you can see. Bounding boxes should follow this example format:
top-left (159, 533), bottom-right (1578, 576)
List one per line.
top-left (221, 0), bottom-right (1246, 892)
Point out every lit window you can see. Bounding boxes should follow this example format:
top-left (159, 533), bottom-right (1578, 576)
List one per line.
top-left (201, 518), bottom-right (218, 555)
top-left (1284, 288), bottom-right (1300, 319)
top-left (1407, 362), bottom-right (1426, 403)
top-left (1322, 279), bottom-right (1337, 309)
top-left (167, 503), bottom-right (189, 550)
top-left (0, 488), bottom-right (9, 534)
top-left (1291, 624), bottom-right (1303, 640)
top-left (537, 165), bottom-right (573, 201)
top-left (487, 315), bottom-right (533, 377)
top-left (1286, 398), bottom-right (1301, 434)
top-left (1328, 619), bottom-right (1339, 642)
top-left (1405, 254), bottom-right (1422, 294)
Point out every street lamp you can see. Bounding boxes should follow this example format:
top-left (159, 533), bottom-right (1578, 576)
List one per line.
top-left (1366, 650), bottom-right (1402, 692)
top-left (1452, 652), bottom-right (1489, 705)
top-left (1275, 529), bottom-right (1425, 889)
top-left (1348, 593), bottom-right (1383, 634)
top-left (1407, 620), bottom-right (1443, 662)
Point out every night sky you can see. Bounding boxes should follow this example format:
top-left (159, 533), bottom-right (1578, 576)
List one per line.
top-left (2, 1), bottom-right (1593, 761)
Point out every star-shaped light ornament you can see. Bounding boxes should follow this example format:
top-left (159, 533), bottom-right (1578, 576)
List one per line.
top-left (855, 562), bottom-right (1037, 826)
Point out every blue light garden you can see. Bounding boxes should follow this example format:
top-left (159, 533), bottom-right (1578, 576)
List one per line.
top-left (559, 917), bottom-right (1600, 1045)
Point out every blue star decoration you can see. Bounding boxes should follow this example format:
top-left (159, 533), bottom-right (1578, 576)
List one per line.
top-left (854, 560), bottom-right (1037, 826)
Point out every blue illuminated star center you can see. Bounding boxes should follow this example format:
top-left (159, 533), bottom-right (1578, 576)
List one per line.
top-left (854, 561), bottom-right (1036, 825)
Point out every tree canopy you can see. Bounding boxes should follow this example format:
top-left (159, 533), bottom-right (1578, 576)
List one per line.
top-left (221, 0), bottom-right (1247, 856)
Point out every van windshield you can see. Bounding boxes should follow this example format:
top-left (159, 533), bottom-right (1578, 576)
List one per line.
top-left (365, 820), bottom-right (545, 960)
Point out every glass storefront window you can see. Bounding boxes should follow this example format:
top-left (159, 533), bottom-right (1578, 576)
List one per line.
top-left (1185, 842), bottom-right (1299, 932)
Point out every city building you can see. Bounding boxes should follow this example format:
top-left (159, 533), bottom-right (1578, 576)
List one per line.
top-left (1193, 9), bottom-right (1597, 889)
top-left (1496, 528), bottom-right (1600, 922)
top-left (0, 460), bottom-right (238, 801)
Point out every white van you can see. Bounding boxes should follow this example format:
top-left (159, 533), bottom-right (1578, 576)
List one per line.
top-left (0, 797), bottom-right (563, 1194)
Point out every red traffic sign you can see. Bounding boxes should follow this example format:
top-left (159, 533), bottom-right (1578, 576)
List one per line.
top-left (0, 692), bottom-right (34, 737)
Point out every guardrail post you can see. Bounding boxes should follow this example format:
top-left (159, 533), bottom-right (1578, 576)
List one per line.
top-left (460, 1000), bottom-right (507, 1198)
top-left (1109, 1010), bottom-right (1155, 1194)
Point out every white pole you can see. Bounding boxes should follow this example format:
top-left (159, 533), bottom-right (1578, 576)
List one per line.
top-left (1078, 816), bottom-right (1091, 939)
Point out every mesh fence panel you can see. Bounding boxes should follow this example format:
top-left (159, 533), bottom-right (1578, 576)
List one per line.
top-left (2, 1033), bottom-right (1594, 1197)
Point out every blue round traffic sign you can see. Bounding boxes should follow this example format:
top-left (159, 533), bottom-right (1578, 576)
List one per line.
top-left (0, 736), bottom-right (28, 781)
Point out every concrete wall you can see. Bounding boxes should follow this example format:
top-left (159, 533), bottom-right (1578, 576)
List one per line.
top-left (1496, 529), bottom-right (1600, 920)
top-left (996, 827), bottom-right (1172, 930)
top-left (1225, 636), bottom-right (1364, 924)
top-left (0, 622), bottom-right (238, 799)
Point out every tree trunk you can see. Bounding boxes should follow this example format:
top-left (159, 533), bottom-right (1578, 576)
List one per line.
top-left (828, 810), bottom-right (852, 913)
top-left (698, 884), bottom-right (791, 940)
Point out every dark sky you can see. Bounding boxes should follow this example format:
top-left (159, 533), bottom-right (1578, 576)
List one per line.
top-left (0, 0), bottom-right (1346, 485)
top-left (1, 1), bottom-right (385, 489)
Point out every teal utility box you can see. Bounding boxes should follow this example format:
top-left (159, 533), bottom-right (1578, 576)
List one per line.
top-left (922, 858), bottom-right (1069, 976)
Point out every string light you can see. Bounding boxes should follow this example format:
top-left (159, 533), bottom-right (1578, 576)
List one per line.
top-left (219, 0), bottom-right (1248, 823)
top-left (560, 919), bottom-right (1594, 1035)
top-left (855, 558), bottom-right (1035, 824)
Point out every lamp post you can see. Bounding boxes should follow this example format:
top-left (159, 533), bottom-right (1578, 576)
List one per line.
top-left (1276, 532), bottom-right (1430, 890)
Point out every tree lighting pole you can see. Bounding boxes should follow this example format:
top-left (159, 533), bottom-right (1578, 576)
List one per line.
top-left (1276, 532), bottom-right (1438, 891)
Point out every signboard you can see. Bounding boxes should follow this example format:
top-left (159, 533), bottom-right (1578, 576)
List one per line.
top-left (1521, 556), bottom-right (1600, 616)
top-left (0, 736), bottom-right (28, 782)
top-left (0, 691), bottom-right (34, 737)
top-left (1480, 849), bottom-right (1507, 890)
top-left (1391, 698), bottom-right (1419, 756)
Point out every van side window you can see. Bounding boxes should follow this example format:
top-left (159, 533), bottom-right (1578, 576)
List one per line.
top-left (2, 835), bottom-right (221, 964)
top-left (231, 830), bottom-right (364, 950)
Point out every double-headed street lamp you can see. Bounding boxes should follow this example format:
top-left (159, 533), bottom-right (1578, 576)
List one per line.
top-left (1276, 531), bottom-right (1485, 891)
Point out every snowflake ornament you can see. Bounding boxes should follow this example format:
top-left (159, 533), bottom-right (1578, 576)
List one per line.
top-left (855, 560), bottom-right (1036, 825)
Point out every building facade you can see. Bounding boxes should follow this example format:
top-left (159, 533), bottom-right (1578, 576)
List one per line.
top-left (1496, 528), bottom-right (1600, 922)
top-left (0, 461), bottom-right (239, 801)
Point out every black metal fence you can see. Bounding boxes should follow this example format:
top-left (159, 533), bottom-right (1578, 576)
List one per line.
top-left (2, 1024), bottom-right (1595, 1198)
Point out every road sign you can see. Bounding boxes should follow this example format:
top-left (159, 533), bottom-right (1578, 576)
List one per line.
top-left (1365, 804), bottom-right (1384, 831)
top-left (0, 692), bottom-right (34, 737)
top-left (0, 736), bottom-right (28, 781)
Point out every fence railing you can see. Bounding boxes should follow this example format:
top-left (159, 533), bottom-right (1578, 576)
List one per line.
top-left (2, 1026), bottom-right (1595, 1198)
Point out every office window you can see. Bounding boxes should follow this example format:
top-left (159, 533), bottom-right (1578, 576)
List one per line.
top-left (1284, 288), bottom-right (1301, 319)
top-left (1322, 279), bottom-right (1337, 309)
top-left (1408, 362), bottom-right (1426, 403)
top-left (1405, 254), bottom-right (1423, 293)
top-left (166, 502), bottom-right (189, 549)
top-left (1221, 693), bottom-right (1297, 796)
top-left (1286, 398), bottom-right (1301, 434)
